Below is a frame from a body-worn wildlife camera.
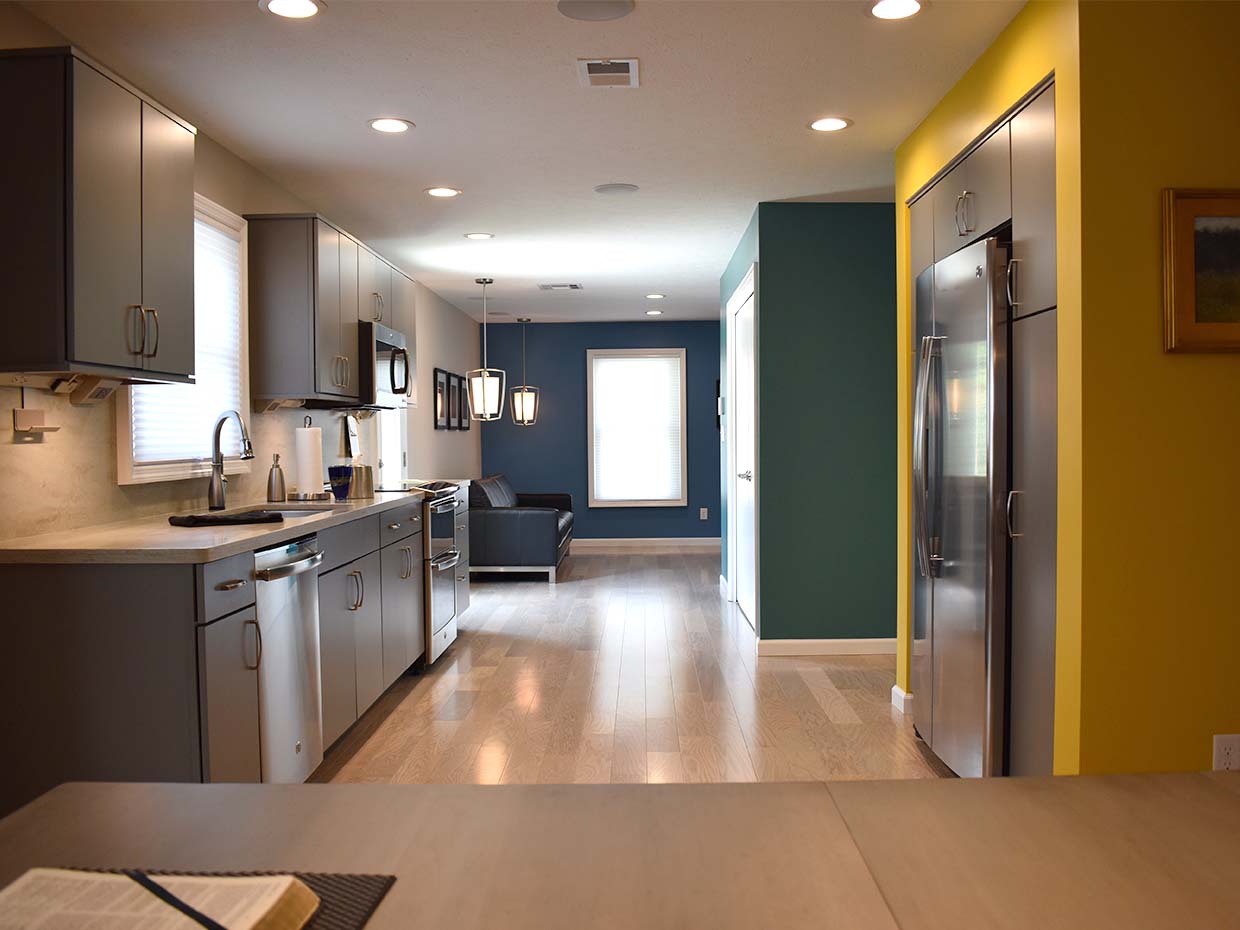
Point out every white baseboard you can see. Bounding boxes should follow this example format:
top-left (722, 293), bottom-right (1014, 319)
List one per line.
top-left (718, 574), bottom-right (728, 595)
top-left (756, 638), bottom-right (897, 657)
top-left (891, 684), bottom-right (914, 714)
top-left (572, 537), bottom-right (722, 554)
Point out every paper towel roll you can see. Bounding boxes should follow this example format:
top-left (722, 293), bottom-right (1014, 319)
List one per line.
top-left (294, 425), bottom-right (324, 495)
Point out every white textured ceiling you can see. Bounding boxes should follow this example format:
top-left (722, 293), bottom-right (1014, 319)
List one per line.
top-left (24, 0), bottom-right (1021, 322)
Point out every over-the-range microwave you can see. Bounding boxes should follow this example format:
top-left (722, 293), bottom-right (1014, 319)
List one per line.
top-left (358, 321), bottom-right (415, 409)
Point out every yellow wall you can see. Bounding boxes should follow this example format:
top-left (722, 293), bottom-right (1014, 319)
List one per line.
top-left (894, 1), bottom-right (1084, 774)
top-left (1075, 1), bottom-right (1240, 773)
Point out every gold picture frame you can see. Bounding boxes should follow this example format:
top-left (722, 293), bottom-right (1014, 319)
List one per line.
top-left (1163, 188), bottom-right (1240, 352)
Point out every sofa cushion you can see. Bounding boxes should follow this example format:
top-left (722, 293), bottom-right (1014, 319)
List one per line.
top-left (556, 509), bottom-right (574, 544)
top-left (470, 474), bottom-right (518, 509)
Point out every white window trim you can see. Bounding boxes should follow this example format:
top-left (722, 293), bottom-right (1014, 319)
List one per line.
top-left (586, 347), bottom-right (688, 508)
top-left (116, 194), bottom-right (252, 486)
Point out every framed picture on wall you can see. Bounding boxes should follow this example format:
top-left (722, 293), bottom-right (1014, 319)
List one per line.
top-left (1163, 188), bottom-right (1240, 352)
top-left (433, 368), bottom-right (449, 429)
top-left (447, 373), bottom-right (460, 430)
top-left (457, 374), bottom-right (471, 431)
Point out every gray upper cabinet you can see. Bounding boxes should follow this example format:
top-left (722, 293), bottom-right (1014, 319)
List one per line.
top-left (0, 48), bottom-right (195, 382)
top-left (199, 606), bottom-right (262, 783)
top-left (140, 102), bottom-right (196, 377)
top-left (931, 125), bottom-right (1011, 263)
top-left (249, 213), bottom-right (413, 406)
top-left (909, 194), bottom-right (934, 278)
top-left (1010, 85), bottom-right (1057, 317)
top-left (358, 246), bottom-right (392, 326)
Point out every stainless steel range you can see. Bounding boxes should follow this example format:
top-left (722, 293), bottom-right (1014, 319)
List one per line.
top-left (416, 482), bottom-right (460, 663)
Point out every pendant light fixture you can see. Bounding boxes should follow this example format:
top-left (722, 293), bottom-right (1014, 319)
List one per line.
top-left (510, 318), bottom-right (540, 426)
top-left (467, 277), bottom-right (506, 421)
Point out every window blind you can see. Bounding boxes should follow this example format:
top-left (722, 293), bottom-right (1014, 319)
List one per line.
top-left (589, 349), bottom-right (687, 506)
top-left (130, 215), bottom-right (244, 465)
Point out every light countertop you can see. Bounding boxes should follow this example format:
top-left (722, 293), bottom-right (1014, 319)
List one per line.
top-left (0, 491), bottom-right (427, 565)
top-left (0, 774), bottom-right (1237, 930)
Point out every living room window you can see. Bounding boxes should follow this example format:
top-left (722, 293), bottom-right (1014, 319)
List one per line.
top-left (587, 348), bottom-right (687, 508)
top-left (117, 195), bottom-right (250, 485)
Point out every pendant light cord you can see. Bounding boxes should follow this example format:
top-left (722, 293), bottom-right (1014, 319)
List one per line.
top-left (521, 320), bottom-right (527, 386)
top-left (482, 280), bottom-right (488, 370)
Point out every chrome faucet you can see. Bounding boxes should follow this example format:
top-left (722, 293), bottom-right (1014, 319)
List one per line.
top-left (208, 410), bottom-right (255, 511)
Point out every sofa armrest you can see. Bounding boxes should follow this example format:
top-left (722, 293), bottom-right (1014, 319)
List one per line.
top-left (516, 492), bottom-right (573, 512)
top-left (470, 507), bottom-right (560, 567)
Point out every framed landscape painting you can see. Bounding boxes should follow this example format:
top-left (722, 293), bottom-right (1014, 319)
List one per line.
top-left (1163, 189), bottom-right (1240, 352)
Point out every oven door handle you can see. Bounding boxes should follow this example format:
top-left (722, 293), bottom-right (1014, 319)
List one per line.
top-left (430, 498), bottom-right (457, 515)
top-left (432, 552), bottom-right (460, 572)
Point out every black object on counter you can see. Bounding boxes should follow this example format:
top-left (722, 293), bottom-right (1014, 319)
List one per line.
top-left (168, 511), bottom-right (284, 528)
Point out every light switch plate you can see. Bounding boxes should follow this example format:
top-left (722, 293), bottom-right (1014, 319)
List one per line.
top-left (1213, 734), bottom-right (1240, 771)
top-left (699, 507), bottom-right (709, 520)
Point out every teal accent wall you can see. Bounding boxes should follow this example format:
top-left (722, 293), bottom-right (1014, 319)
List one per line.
top-left (720, 202), bottom-right (896, 640)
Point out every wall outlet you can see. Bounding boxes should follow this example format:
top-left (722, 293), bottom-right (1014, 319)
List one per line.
top-left (699, 507), bottom-right (709, 520)
top-left (1214, 734), bottom-right (1240, 771)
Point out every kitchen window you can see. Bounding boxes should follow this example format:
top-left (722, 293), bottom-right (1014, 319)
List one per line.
top-left (587, 348), bottom-right (687, 508)
top-left (117, 195), bottom-right (250, 485)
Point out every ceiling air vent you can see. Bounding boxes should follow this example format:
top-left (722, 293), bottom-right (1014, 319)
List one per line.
top-left (538, 283), bottom-right (584, 291)
top-left (577, 58), bottom-right (639, 89)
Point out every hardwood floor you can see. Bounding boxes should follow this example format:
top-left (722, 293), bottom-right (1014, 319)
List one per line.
top-left (314, 553), bottom-right (949, 785)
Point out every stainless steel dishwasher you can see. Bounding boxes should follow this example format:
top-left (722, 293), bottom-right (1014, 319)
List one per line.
top-left (253, 537), bottom-right (325, 783)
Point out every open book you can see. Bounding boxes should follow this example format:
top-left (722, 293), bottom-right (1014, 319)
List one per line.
top-left (0, 868), bottom-right (319, 930)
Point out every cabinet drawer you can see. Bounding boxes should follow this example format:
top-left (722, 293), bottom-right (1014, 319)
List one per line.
top-left (379, 501), bottom-right (424, 547)
top-left (198, 551), bottom-right (256, 622)
top-left (318, 515), bottom-right (380, 573)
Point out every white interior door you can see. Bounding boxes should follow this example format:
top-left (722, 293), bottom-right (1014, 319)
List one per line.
top-left (734, 291), bottom-right (757, 629)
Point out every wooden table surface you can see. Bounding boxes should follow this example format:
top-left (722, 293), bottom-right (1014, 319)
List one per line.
top-left (1, 775), bottom-right (1237, 929)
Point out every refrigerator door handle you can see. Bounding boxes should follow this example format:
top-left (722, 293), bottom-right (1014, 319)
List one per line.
top-left (912, 336), bottom-right (934, 578)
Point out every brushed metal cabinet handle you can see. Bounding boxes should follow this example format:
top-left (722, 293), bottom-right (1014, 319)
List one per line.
top-left (127, 305), bottom-right (146, 356)
top-left (388, 522), bottom-right (402, 531)
top-left (215, 579), bottom-right (248, 591)
top-left (953, 194), bottom-right (964, 236)
top-left (1006, 490), bottom-right (1024, 539)
top-left (1006, 258), bottom-right (1022, 309)
top-left (348, 569), bottom-right (363, 610)
top-left (244, 618), bottom-right (262, 670)
top-left (144, 307), bottom-right (160, 358)
top-left (960, 190), bottom-right (974, 234)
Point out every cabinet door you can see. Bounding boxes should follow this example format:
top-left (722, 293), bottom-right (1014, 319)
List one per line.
top-left (314, 220), bottom-right (343, 395)
top-left (909, 194), bottom-right (933, 279)
top-left (318, 566), bottom-right (358, 748)
top-left (70, 59), bottom-right (143, 370)
top-left (200, 606), bottom-right (262, 782)
top-left (1010, 86), bottom-right (1056, 317)
top-left (391, 271), bottom-right (418, 404)
top-left (455, 559), bottom-right (471, 617)
top-left (931, 160), bottom-right (968, 262)
top-left (338, 234), bottom-right (360, 399)
top-left (353, 551), bottom-right (385, 715)
top-left (357, 247), bottom-right (391, 325)
top-left (964, 124), bottom-right (1011, 243)
top-left (140, 103), bottom-right (196, 377)
top-left (381, 542), bottom-right (424, 686)
top-left (1009, 309), bottom-right (1057, 776)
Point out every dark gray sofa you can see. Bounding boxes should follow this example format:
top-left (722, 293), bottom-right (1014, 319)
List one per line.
top-left (468, 474), bottom-right (573, 583)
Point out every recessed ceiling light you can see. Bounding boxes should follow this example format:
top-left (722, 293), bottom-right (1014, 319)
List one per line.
top-left (809, 117), bottom-right (852, 132)
top-left (368, 117), bottom-right (413, 134)
top-left (645, 309), bottom-right (663, 316)
top-left (557, 0), bottom-right (634, 21)
top-left (870, 0), bottom-right (922, 20)
top-left (258, 0), bottom-right (322, 19)
top-left (593, 182), bottom-right (640, 195)
top-left (464, 232), bottom-right (494, 240)
top-left (425, 187), bottom-right (462, 198)
top-left (645, 294), bottom-right (665, 300)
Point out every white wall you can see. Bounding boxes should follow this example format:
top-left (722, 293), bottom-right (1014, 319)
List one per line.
top-left (407, 282), bottom-right (482, 481)
top-left (0, 3), bottom-right (479, 540)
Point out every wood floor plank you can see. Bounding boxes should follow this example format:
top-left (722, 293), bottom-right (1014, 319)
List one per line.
top-left (322, 553), bottom-right (944, 785)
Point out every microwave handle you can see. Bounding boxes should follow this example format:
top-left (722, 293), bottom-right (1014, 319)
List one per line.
top-left (398, 347), bottom-right (411, 396)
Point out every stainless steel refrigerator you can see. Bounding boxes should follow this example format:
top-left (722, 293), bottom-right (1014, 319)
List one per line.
top-left (912, 237), bottom-right (1008, 778)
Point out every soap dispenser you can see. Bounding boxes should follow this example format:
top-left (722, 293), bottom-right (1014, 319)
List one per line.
top-left (266, 453), bottom-right (287, 503)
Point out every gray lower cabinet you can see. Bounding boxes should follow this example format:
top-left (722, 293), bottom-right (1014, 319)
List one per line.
top-left (454, 492), bottom-right (471, 616)
top-left (381, 538), bottom-right (425, 687)
top-left (1010, 84), bottom-right (1057, 317)
top-left (319, 550), bottom-right (383, 747)
top-left (199, 606), bottom-right (262, 782)
top-left (0, 48), bottom-right (195, 382)
top-left (1008, 308), bottom-right (1057, 776)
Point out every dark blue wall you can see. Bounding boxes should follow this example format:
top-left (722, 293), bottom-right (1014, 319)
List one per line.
top-left (479, 320), bottom-right (721, 539)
